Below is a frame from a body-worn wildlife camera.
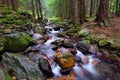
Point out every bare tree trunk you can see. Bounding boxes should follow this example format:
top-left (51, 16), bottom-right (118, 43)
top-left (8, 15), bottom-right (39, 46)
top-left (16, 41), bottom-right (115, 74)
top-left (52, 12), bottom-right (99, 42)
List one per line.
top-left (90, 0), bottom-right (93, 17)
top-left (116, 0), bottom-right (119, 16)
top-left (35, 0), bottom-right (40, 20)
top-left (11, 0), bottom-right (18, 11)
top-left (31, 0), bottom-right (35, 18)
top-left (77, 0), bottom-right (86, 24)
top-left (38, 0), bottom-right (43, 21)
top-left (95, 0), bottom-right (109, 26)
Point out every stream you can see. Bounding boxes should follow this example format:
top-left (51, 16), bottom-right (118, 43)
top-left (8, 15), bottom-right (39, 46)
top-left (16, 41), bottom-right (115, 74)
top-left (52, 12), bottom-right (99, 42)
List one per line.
top-left (27, 23), bottom-right (102, 80)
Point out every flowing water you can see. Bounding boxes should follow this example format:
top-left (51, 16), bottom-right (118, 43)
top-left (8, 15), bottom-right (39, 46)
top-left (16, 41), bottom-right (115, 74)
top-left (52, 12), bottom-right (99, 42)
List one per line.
top-left (31, 23), bottom-right (101, 80)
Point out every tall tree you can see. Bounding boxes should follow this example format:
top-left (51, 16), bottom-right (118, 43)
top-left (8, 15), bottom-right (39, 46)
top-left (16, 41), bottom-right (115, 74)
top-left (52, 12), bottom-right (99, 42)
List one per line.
top-left (95, 0), bottom-right (109, 26)
top-left (68, 0), bottom-right (75, 21)
top-left (38, 0), bottom-right (43, 20)
top-left (77, 0), bottom-right (86, 24)
top-left (31, 0), bottom-right (35, 18)
top-left (90, 0), bottom-right (93, 17)
top-left (11, 0), bottom-right (18, 11)
top-left (35, 0), bottom-right (40, 20)
top-left (116, 0), bottom-right (120, 17)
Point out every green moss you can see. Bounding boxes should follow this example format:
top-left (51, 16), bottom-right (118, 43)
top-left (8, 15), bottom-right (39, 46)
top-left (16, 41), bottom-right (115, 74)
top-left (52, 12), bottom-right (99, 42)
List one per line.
top-left (3, 70), bottom-right (12, 80)
top-left (98, 39), bottom-right (108, 47)
top-left (3, 32), bottom-right (32, 52)
top-left (85, 34), bottom-right (95, 44)
top-left (78, 28), bottom-right (90, 37)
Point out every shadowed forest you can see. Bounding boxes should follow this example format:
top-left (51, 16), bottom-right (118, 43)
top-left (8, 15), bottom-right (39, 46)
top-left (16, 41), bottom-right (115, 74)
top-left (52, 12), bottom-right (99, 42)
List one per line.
top-left (0, 0), bottom-right (120, 80)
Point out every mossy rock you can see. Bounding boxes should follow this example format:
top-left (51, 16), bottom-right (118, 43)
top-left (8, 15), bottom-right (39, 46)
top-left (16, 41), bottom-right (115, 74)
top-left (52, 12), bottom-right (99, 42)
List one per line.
top-left (54, 51), bottom-right (75, 69)
top-left (98, 39), bottom-right (108, 47)
top-left (2, 52), bottom-right (45, 80)
top-left (76, 40), bottom-right (91, 54)
top-left (94, 34), bottom-right (106, 42)
top-left (78, 28), bottom-right (90, 37)
top-left (110, 38), bottom-right (120, 49)
top-left (3, 32), bottom-right (32, 52)
top-left (85, 34), bottom-right (95, 43)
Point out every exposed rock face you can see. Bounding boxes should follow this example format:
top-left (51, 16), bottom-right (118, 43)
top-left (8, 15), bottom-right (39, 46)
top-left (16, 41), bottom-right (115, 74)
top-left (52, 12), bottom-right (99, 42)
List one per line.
top-left (2, 32), bottom-right (32, 52)
top-left (2, 52), bottom-right (45, 80)
top-left (54, 51), bottom-right (75, 69)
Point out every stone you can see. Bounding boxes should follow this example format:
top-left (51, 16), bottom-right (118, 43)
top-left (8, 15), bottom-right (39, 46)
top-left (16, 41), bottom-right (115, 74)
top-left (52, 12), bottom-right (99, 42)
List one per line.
top-left (2, 52), bottom-right (45, 80)
top-left (54, 51), bottom-right (75, 69)
top-left (51, 38), bottom-right (64, 45)
top-left (78, 28), bottom-right (90, 37)
top-left (76, 40), bottom-right (90, 54)
top-left (38, 58), bottom-right (54, 78)
top-left (3, 32), bottom-right (32, 52)
top-left (98, 39), bottom-right (107, 47)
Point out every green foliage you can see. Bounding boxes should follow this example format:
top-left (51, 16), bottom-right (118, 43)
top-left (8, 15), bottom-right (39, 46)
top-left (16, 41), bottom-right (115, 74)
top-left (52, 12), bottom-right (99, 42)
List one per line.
top-left (48, 17), bottom-right (61, 22)
top-left (3, 70), bottom-right (12, 80)
top-left (1, 5), bottom-right (12, 15)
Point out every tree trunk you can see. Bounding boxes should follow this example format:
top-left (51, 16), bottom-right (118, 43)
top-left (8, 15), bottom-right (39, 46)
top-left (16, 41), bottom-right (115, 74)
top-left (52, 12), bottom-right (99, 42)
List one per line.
top-left (31, 0), bottom-right (35, 18)
top-left (38, 0), bottom-right (43, 21)
top-left (95, 0), bottom-right (109, 27)
top-left (35, 0), bottom-right (40, 20)
top-left (11, 0), bottom-right (18, 11)
top-left (116, 0), bottom-right (120, 16)
top-left (90, 0), bottom-right (93, 17)
top-left (77, 0), bottom-right (86, 24)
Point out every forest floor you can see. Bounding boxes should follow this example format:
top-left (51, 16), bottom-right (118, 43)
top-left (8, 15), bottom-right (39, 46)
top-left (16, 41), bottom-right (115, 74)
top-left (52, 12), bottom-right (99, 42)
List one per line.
top-left (82, 17), bottom-right (120, 39)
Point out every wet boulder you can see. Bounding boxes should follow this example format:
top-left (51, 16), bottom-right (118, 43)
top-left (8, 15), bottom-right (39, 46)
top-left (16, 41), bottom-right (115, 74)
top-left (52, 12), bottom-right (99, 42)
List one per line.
top-left (76, 40), bottom-right (90, 55)
top-left (54, 51), bottom-right (75, 69)
top-left (2, 52), bottom-right (45, 80)
top-left (38, 58), bottom-right (54, 78)
top-left (51, 38), bottom-right (64, 45)
top-left (62, 39), bottom-right (74, 48)
top-left (2, 32), bottom-right (32, 52)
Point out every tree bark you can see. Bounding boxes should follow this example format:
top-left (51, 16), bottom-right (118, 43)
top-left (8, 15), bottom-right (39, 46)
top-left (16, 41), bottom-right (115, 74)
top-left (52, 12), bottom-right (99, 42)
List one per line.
top-left (116, 0), bottom-right (120, 16)
top-left (95, 0), bottom-right (109, 26)
top-left (31, 0), bottom-right (35, 18)
top-left (35, 0), bottom-right (40, 20)
top-left (38, 0), bottom-right (43, 20)
top-left (77, 0), bottom-right (86, 24)
top-left (90, 0), bottom-right (93, 17)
